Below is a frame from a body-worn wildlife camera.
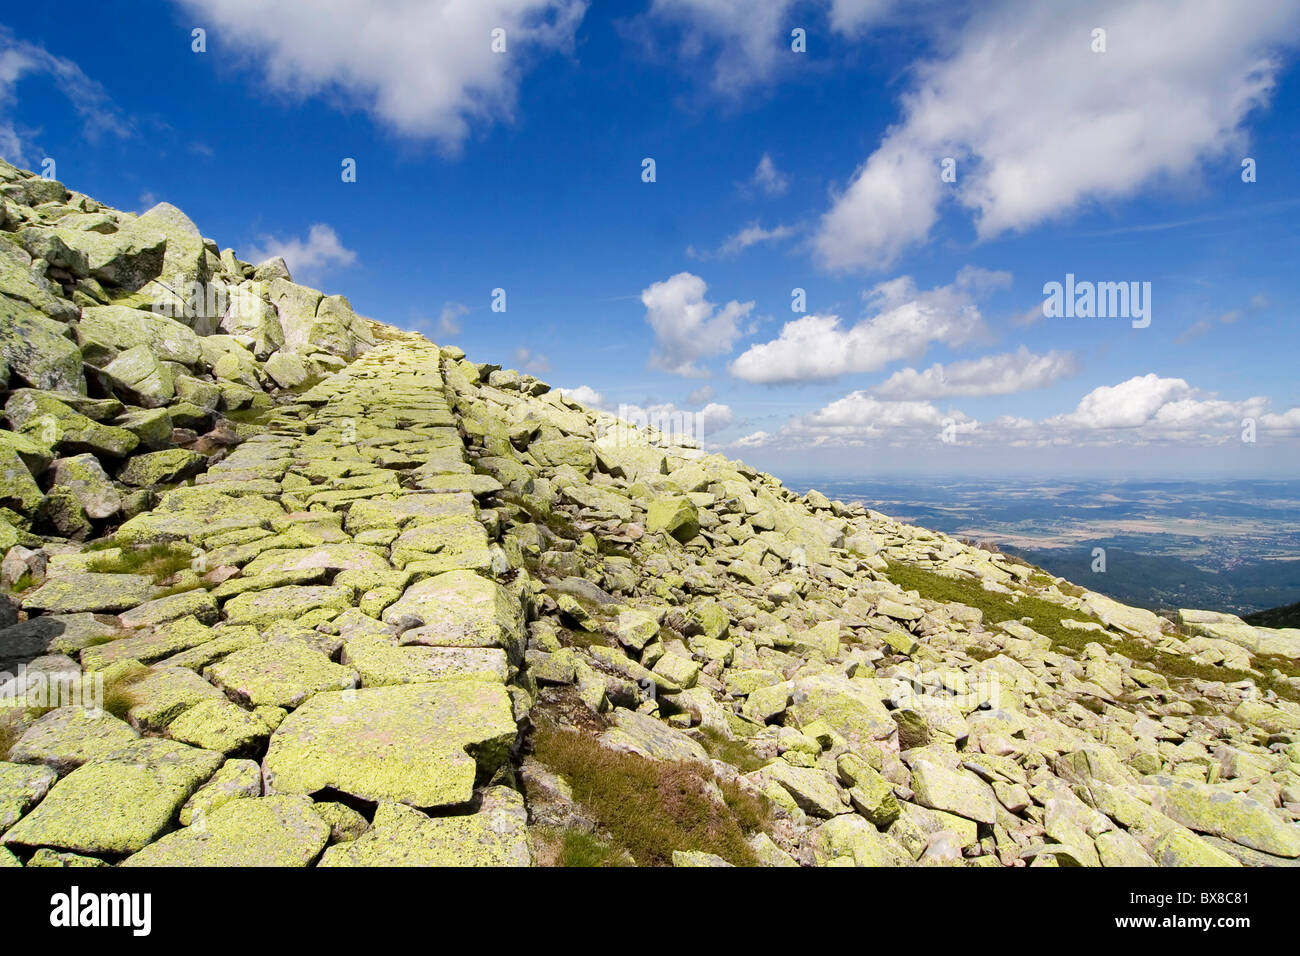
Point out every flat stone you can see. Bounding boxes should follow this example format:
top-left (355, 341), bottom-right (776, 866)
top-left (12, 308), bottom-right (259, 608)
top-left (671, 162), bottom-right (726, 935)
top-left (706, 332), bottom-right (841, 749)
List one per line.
top-left (121, 665), bottom-right (226, 731)
top-left (7, 707), bottom-right (139, 775)
top-left (2, 738), bottom-right (222, 855)
top-left (342, 636), bottom-right (508, 686)
top-left (205, 640), bottom-right (358, 709)
top-left (165, 699), bottom-right (285, 754)
top-left (384, 570), bottom-right (523, 658)
top-left (752, 761), bottom-right (849, 818)
top-left (0, 761), bottom-right (58, 834)
top-left (910, 759), bottom-right (998, 825)
top-left (117, 590), bottom-right (219, 628)
top-left (222, 585), bottom-right (354, 628)
top-left (178, 757), bottom-right (261, 825)
top-left (22, 572), bottom-right (159, 614)
top-left (123, 795), bottom-right (328, 866)
top-left (1153, 775), bottom-right (1300, 858)
top-left (262, 681), bottom-right (517, 808)
top-left (318, 789), bottom-right (529, 866)
top-left (80, 615), bottom-right (215, 671)
top-left (787, 673), bottom-right (897, 753)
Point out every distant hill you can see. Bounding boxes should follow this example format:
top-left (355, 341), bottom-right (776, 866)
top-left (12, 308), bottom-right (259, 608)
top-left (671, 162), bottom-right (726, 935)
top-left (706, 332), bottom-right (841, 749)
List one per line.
top-left (1006, 546), bottom-right (1300, 615)
top-left (1244, 602), bottom-right (1300, 629)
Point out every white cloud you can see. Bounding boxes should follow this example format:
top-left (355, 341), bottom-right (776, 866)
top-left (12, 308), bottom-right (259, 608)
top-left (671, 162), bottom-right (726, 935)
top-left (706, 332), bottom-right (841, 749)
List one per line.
top-left (429, 301), bottom-right (470, 338)
top-left (1037, 374), bottom-right (1274, 443)
top-left (174, 0), bottom-right (588, 150)
top-left (1175, 294), bottom-right (1270, 344)
top-left (646, 0), bottom-right (800, 95)
top-left (642, 271), bottom-right (752, 377)
top-left (695, 221), bottom-right (796, 259)
top-left (744, 373), bottom-right (1300, 451)
top-left (559, 384), bottom-right (606, 408)
top-left (729, 266), bottom-right (1007, 384)
top-left (645, 0), bottom-right (898, 95)
top-left (614, 398), bottom-right (736, 446)
top-left (512, 347), bottom-right (551, 374)
top-left (750, 153), bottom-right (788, 195)
top-left (686, 384), bottom-right (716, 405)
top-left (0, 28), bottom-right (130, 166)
top-left (243, 223), bottom-right (357, 281)
top-left (870, 346), bottom-right (1079, 399)
top-left (732, 430), bottom-right (773, 448)
top-left (814, 0), bottom-right (1300, 269)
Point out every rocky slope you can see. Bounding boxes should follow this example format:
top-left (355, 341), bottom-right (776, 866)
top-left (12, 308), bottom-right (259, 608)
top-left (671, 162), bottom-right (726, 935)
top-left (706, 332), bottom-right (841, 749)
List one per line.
top-left (1, 158), bottom-right (1298, 867)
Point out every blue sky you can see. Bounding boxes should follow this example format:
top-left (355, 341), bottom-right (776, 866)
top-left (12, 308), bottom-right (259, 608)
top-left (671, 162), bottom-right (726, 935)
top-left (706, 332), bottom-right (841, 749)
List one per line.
top-left (3, 0), bottom-right (1300, 480)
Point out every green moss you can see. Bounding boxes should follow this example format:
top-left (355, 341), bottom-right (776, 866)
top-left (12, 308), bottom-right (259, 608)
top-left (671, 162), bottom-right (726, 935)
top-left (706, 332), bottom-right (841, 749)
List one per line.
top-left (532, 725), bottom-right (762, 867)
top-left (7, 572), bottom-right (38, 594)
top-left (697, 726), bottom-right (768, 773)
top-left (561, 628), bottom-right (612, 650)
top-left (884, 562), bottom-right (1105, 654)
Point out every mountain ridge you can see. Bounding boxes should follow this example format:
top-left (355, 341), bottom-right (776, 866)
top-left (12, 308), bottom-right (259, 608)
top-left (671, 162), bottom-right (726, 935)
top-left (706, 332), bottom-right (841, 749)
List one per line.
top-left (1, 158), bottom-right (1299, 867)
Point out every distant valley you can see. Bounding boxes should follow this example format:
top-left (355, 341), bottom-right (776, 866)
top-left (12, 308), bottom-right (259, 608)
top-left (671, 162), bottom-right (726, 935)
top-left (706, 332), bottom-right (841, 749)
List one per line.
top-left (793, 477), bottom-right (1300, 615)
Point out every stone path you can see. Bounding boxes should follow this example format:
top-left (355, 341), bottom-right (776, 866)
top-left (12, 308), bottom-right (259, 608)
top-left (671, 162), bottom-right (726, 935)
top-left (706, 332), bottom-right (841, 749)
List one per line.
top-left (2, 341), bottom-right (530, 865)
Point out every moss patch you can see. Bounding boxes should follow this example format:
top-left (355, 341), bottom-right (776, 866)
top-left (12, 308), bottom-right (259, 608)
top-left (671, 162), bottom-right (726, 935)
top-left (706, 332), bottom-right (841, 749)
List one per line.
top-left (697, 726), bottom-right (768, 773)
top-left (532, 724), bottom-right (765, 866)
top-left (884, 561), bottom-right (1106, 654)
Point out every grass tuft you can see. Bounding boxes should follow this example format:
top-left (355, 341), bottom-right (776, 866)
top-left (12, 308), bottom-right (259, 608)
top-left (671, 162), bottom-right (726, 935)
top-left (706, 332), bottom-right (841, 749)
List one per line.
top-left (532, 725), bottom-right (766, 866)
top-left (87, 543), bottom-right (196, 584)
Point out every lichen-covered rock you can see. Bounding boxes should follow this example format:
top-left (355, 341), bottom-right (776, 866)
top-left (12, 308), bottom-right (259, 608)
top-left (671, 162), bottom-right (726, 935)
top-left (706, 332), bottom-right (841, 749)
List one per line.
top-left (222, 585), bottom-right (353, 628)
top-left (177, 757), bottom-right (261, 825)
top-left (383, 570), bottom-right (523, 658)
top-left (77, 305), bottom-right (202, 365)
top-left (646, 497), bottom-right (699, 542)
top-left (103, 344), bottom-right (175, 408)
top-left (117, 448), bottom-right (205, 486)
top-left (124, 794), bottom-right (328, 866)
top-left (22, 572), bottom-right (159, 614)
top-left (0, 445), bottom-right (43, 515)
top-left (263, 682), bottom-right (517, 808)
top-left (205, 640), bottom-right (358, 709)
top-left (0, 296), bottom-right (85, 394)
top-left (49, 454), bottom-right (121, 519)
top-left (0, 762), bottom-right (58, 834)
top-left (2, 738), bottom-right (221, 854)
top-left (318, 789), bottom-right (529, 866)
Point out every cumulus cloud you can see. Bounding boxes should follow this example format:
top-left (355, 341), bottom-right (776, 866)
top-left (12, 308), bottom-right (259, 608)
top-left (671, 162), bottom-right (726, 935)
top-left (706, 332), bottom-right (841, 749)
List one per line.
top-left (642, 272), bottom-right (753, 377)
top-left (814, 0), bottom-right (1300, 269)
top-left (243, 223), bottom-right (357, 281)
top-left (614, 399), bottom-right (736, 446)
top-left (686, 384), bottom-right (716, 405)
top-left (0, 28), bottom-right (130, 165)
top-left (739, 373), bottom-right (1300, 451)
top-left (558, 384), bottom-right (606, 408)
top-left (729, 266), bottom-right (1008, 384)
top-left (870, 346), bottom-right (1080, 399)
top-left (174, 0), bottom-right (587, 150)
